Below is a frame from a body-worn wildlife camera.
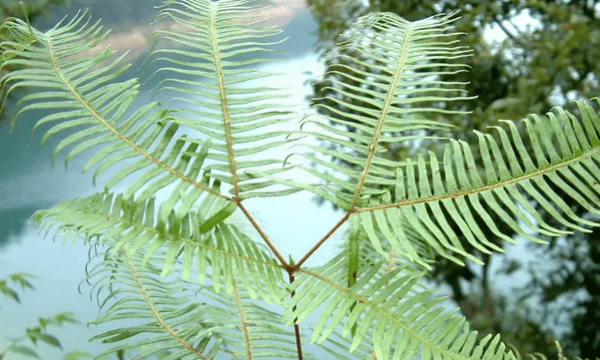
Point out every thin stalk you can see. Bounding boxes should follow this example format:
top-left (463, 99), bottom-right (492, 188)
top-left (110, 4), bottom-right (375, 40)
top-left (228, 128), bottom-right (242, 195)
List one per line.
top-left (292, 212), bottom-right (351, 270)
top-left (237, 201), bottom-right (289, 269)
top-left (288, 272), bottom-right (303, 360)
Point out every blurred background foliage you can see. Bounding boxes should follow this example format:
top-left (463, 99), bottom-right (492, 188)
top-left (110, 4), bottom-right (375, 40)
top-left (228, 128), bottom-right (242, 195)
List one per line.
top-left (306, 0), bottom-right (600, 359)
top-left (0, 0), bottom-right (68, 23)
top-left (0, 273), bottom-right (86, 360)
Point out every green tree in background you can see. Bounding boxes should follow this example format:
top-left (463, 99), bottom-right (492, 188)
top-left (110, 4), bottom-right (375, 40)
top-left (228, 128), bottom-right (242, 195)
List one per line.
top-left (307, 0), bottom-right (600, 358)
top-left (0, 0), bottom-right (68, 23)
top-left (0, 0), bottom-right (69, 125)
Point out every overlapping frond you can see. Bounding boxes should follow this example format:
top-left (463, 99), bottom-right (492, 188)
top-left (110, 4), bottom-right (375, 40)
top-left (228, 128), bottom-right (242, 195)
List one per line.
top-left (86, 245), bottom-right (313, 360)
top-left (288, 8), bottom-right (600, 270)
top-left (148, 0), bottom-right (299, 199)
top-left (295, 12), bottom-right (472, 209)
top-left (34, 191), bottom-right (286, 302)
top-left (88, 247), bottom-right (222, 360)
top-left (197, 280), bottom-right (321, 360)
top-left (287, 253), bottom-right (516, 360)
top-left (354, 99), bottom-right (600, 268)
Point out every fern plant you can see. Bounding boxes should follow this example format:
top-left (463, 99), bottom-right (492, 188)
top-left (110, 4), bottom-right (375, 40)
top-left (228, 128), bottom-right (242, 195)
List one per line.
top-left (1, 0), bottom-right (600, 359)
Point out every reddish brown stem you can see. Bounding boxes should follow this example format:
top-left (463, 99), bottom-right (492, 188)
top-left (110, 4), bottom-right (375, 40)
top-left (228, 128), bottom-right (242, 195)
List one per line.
top-left (237, 202), bottom-right (289, 269)
top-left (289, 272), bottom-right (303, 360)
top-left (292, 212), bottom-right (351, 270)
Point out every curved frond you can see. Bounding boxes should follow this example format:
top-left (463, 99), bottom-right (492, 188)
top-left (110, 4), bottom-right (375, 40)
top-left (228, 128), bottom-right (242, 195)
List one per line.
top-left (0, 10), bottom-right (230, 221)
top-left (88, 247), bottom-right (221, 360)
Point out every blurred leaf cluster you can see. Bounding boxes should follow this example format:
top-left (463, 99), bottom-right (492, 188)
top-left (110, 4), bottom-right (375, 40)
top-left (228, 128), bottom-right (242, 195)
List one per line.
top-left (0, 273), bottom-right (89, 360)
top-left (0, 0), bottom-right (69, 23)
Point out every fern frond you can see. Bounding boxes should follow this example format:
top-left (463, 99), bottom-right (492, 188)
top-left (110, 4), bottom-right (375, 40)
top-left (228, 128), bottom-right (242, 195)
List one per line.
top-left (283, 8), bottom-right (600, 268)
top-left (87, 244), bottom-right (318, 360)
top-left (87, 246), bottom-right (223, 360)
top-left (287, 253), bottom-right (517, 360)
top-left (148, 0), bottom-right (300, 199)
top-left (200, 278), bottom-right (322, 359)
top-left (34, 192), bottom-right (286, 302)
top-left (0, 9), bottom-right (248, 234)
top-left (293, 12), bottom-right (472, 210)
top-left (354, 99), bottom-right (600, 267)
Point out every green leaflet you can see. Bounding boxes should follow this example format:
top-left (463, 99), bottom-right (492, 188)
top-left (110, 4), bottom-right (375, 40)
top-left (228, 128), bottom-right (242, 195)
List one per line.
top-left (199, 201), bottom-right (238, 234)
top-left (347, 215), bottom-right (360, 288)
